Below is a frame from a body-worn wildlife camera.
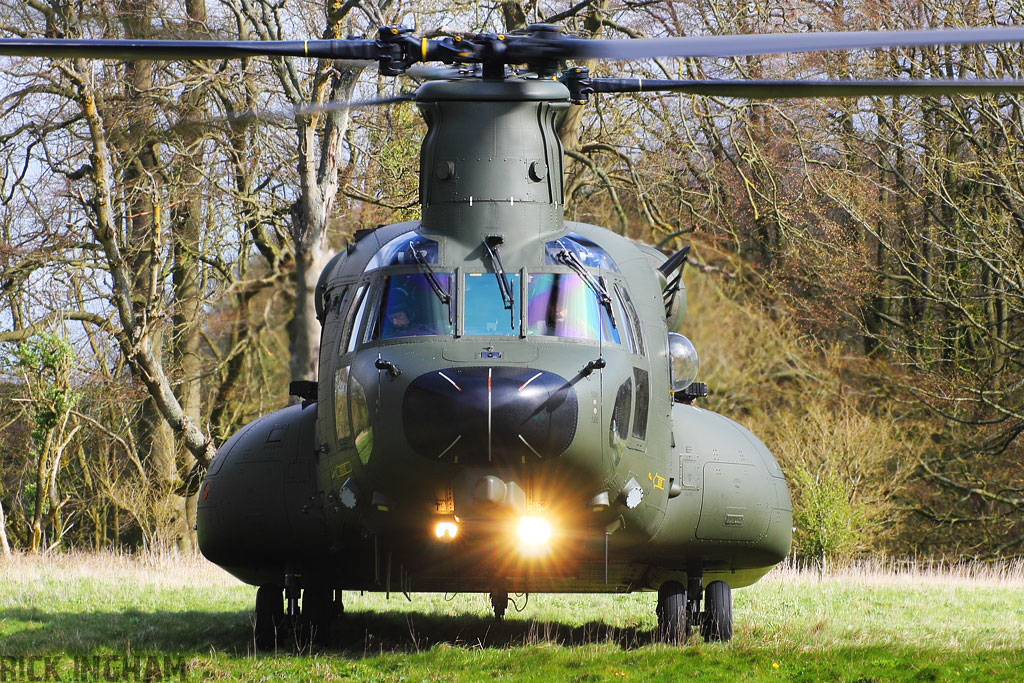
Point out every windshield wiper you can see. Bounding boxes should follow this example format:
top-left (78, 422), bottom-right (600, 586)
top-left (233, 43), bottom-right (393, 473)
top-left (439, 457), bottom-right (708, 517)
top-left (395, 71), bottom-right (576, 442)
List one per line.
top-left (412, 247), bottom-right (453, 324)
top-left (556, 245), bottom-right (617, 329)
top-left (482, 236), bottom-right (515, 328)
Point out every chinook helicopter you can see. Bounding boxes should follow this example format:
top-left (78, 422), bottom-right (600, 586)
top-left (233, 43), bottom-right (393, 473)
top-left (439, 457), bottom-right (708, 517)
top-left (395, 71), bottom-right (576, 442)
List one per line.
top-left (5, 20), bottom-right (1024, 649)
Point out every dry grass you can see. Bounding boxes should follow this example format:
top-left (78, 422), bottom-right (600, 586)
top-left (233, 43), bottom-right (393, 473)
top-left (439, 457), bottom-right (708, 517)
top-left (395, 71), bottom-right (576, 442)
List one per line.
top-left (5, 549), bottom-right (1023, 595)
top-left (0, 549), bottom-right (239, 588)
top-left (769, 556), bottom-right (1024, 589)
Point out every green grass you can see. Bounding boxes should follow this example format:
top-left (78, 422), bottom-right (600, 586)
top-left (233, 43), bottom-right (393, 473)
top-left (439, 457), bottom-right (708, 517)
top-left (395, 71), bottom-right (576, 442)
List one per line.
top-left (2, 554), bottom-right (1023, 681)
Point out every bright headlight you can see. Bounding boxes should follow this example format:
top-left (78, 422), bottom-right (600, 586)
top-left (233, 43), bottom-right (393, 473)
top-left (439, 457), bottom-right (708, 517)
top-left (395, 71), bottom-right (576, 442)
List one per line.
top-left (434, 521), bottom-right (458, 540)
top-left (517, 516), bottom-right (551, 545)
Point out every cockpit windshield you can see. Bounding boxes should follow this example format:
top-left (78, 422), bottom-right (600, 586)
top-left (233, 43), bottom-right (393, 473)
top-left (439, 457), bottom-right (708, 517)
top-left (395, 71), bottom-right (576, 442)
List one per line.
top-left (367, 274), bottom-right (453, 340)
top-left (464, 272), bottom-right (520, 336)
top-left (365, 232), bottom-right (439, 272)
top-left (544, 233), bottom-right (619, 272)
top-left (527, 273), bottom-right (620, 343)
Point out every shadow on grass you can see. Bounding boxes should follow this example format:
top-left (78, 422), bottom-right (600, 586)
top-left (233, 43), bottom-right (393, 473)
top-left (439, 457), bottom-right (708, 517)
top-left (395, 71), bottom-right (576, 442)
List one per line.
top-left (0, 607), bottom-right (665, 658)
top-left (332, 608), bottom-right (659, 654)
top-left (0, 608), bottom-right (253, 655)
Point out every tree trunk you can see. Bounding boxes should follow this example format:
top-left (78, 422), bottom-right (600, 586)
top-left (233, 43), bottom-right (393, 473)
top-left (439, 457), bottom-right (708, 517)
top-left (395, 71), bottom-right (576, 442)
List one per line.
top-left (29, 430), bottom-right (53, 552)
top-left (288, 198), bottom-right (331, 383)
top-left (168, 0), bottom-right (208, 552)
top-left (242, 0), bottom-right (364, 389)
top-left (287, 69), bottom-right (360, 384)
top-left (0, 495), bottom-right (11, 557)
top-left (171, 159), bottom-right (204, 553)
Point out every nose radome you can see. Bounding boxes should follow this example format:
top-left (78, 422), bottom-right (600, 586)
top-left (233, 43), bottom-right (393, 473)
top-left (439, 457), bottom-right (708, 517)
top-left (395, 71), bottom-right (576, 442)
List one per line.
top-left (402, 366), bottom-right (578, 465)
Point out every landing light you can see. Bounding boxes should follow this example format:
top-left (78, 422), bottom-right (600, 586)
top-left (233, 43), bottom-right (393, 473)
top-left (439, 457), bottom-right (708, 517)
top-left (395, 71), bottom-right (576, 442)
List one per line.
top-left (434, 521), bottom-right (458, 540)
top-left (518, 516), bottom-right (551, 545)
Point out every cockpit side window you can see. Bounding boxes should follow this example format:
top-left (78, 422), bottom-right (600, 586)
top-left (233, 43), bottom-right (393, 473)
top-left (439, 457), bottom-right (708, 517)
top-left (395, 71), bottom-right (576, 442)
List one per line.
top-left (632, 367), bottom-right (650, 440)
top-left (613, 285), bottom-right (637, 354)
top-left (367, 273), bottom-right (453, 341)
top-left (526, 273), bottom-right (619, 343)
top-left (326, 285), bottom-right (349, 321)
top-left (616, 285), bottom-right (646, 356)
top-left (341, 285), bottom-right (367, 355)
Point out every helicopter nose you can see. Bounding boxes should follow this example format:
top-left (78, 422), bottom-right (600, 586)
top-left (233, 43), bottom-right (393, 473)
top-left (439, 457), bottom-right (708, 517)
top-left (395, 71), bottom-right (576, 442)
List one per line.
top-left (402, 367), bottom-right (578, 465)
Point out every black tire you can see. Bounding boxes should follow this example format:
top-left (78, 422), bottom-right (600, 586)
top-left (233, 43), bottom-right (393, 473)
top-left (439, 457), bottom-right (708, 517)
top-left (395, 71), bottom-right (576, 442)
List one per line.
top-left (656, 580), bottom-right (687, 642)
top-left (300, 583), bottom-right (334, 648)
top-left (254, 585), bottom-right (283, 652)
top-left (700, 581), bottom-right (732, 642)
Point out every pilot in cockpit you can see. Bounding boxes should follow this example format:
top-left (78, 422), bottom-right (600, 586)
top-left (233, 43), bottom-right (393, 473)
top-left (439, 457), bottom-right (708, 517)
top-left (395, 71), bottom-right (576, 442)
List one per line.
top-left (532, 296), bottom-right (568, 337)
top-left (383, 290), bottom-right (438, 338)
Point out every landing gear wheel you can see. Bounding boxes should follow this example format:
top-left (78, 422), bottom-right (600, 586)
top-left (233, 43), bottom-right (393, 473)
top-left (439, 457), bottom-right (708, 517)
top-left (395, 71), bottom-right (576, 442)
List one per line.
top-left (301, 583), bottom-right (334, 648)
top-left (656, 581), bottom-right (687, 642)
top-left (700, 581), bottom-right (732, 642)
top-left (490, 590), bottom-right (509, 621)
top-left (254, 585), bottom-right (283, 651)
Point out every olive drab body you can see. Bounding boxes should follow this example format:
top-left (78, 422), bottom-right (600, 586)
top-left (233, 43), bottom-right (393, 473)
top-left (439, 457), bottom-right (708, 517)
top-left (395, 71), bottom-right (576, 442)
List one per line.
top-left (8, 16), bottom-right (1020, 648)
top-left (197, 78), bottom-right (792, 598)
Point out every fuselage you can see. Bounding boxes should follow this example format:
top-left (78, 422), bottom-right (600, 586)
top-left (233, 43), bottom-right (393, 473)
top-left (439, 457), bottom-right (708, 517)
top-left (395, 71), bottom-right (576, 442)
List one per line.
top-left (197, 78), bottom-right (791, 596)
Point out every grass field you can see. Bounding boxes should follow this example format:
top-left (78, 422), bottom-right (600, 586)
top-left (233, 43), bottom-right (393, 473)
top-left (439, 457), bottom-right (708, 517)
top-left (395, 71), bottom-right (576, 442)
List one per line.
top-left (2, 553), bottom-right (1023, 681)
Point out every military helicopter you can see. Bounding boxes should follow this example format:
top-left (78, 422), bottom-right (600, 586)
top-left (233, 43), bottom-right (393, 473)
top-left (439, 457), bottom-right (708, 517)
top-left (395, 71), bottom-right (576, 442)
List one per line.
top-left (5, 21), bottom-right (1024, 649)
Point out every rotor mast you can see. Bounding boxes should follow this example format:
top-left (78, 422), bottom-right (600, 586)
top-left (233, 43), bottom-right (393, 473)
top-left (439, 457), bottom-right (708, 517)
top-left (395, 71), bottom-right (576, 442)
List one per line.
top-left (415, 79), bottom-right (570, 246)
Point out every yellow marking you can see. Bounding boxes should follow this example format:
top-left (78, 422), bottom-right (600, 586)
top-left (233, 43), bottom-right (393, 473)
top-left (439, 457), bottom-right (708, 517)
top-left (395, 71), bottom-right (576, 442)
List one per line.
top-left (333, 460), bottom-right (353, 480)
top-left (421, 38), bottom-right (427, 61)
top-left (498, 34), bottom-right (505, 40)
top-left (648, 472), bottom-right (666, 490)
top-left (304, 40), bottom-right (308, 56)
top-left (391, 27), bottom-right (399, 34)
top-left (377, 505), bottom-right (390, 512)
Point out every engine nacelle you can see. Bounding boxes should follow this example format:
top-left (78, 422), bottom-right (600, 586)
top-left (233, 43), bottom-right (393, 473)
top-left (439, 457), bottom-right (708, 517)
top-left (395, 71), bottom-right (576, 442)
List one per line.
top-left (197, 404), bottom-right (329, 585)
top-left (649, 403), bottom-right (792, 588)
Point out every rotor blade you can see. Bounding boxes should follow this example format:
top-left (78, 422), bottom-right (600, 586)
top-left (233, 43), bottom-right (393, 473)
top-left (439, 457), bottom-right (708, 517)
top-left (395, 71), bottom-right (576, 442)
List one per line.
top-left (0, 38), bottom-right (379, 61)
top-left (590, 78), bottom-right (1024, 98)
top-left (294, 93), bottom-right (415, 115)
top-left (168, 93), bottom-right (414, 137)
top-left (208, 94), bottom-right (415, 126)
top-left (563, 26), bottom-right (1024, 61)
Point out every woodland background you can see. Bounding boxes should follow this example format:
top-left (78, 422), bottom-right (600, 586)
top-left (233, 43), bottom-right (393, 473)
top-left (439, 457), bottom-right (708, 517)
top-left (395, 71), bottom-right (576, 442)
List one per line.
top-left (0, 0), bottom-right (1020, 564)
